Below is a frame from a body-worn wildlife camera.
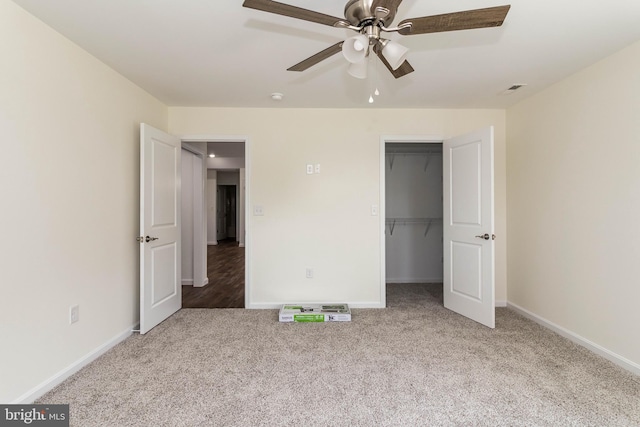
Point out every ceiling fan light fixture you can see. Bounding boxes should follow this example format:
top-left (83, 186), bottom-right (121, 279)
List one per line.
top-left (347, 60), bottom-right (368, 79)
top-left (342, 34), bottom-right (370, 63)
top-left (381, 40), bottom-right (408, 71)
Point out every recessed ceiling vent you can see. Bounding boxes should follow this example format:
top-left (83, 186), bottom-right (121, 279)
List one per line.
top-left (500, 84), bottom-right (527, 95)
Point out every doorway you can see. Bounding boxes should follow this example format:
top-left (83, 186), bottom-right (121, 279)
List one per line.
top-left (384, 142), bottom-right (444, 306)
top-left (217, 185), bottom-right (237, 241)
top-left (140, 127), bottom-right (250, 332)
top-left (379, 129), bottom-right (496, 328)
top-left (185, 141), bottom-right (247, 308)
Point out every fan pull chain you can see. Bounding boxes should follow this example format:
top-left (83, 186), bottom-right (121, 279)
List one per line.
top-left (368, 53), bottom-right (379, 104)
top-left (374, 53), bottom-right (380, 97)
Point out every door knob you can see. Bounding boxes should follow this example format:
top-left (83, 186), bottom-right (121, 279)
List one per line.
top-left (475, 233), bottom-right (490, 240)
top-left (145, 236), bottom-right (159, 242)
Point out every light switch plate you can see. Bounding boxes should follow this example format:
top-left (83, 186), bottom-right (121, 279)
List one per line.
top-left (253, 205), bottom-right (264, 216)
top-left (306, 164), bottom-right (314, 174)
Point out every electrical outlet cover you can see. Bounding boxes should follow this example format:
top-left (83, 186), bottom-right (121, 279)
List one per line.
top-left (70, 305), bottom-right (79, 324)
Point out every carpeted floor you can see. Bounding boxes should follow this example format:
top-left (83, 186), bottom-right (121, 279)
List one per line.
top-left (38, 284), bottom-right (640, 426)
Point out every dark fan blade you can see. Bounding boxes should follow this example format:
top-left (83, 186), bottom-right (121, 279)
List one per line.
top-left (287, 42), bottom-right (344, 72)
top-left (398, 5), bottom-right (511, 36)
top-left (243, 0), bottom-right (345, 27)
top-left (374, 42), bottom-right (414, 79)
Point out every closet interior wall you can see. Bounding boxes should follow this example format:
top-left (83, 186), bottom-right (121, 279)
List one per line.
top-left (181, 149), bottom-right (202, 285)
top-left (385, 143), bottom-right (443, 283)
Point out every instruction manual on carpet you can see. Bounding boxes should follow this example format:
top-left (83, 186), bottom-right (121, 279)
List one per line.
top-left (279, 304), bottom-right (351, 322)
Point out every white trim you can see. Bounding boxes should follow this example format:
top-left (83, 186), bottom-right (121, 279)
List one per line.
top-left (244, 138), bottom-right (251, 309)
top-left (247, 302), bottom-right (386, 309)
top-left (239, 243), bottom-right (245, 248)
top-left (246, 303), bottom-right (281, 309)
top-left (207, 241), bottom-right (218, 245)
top-left (508, 302), bottom-right (640, 376)
top-left (346, 302), bottom-right (386, 308)
top-left (181, 279), bottom-right (194, 285)
top-left (380, 135), bottom-right (445, 310)
top-left (12, 324), bottom-right (137, 404)
top-left (495, 300), bottom-right (507, 307)
top-left (379, 137), bottom-right (386, 308)
top-left (176, 134), bottom-right (251, 309)
top-left (180, 135), bottom-right (247, 144)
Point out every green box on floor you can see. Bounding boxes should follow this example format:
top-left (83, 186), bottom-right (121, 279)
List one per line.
top-left (279, 304), bottom-right (351, 322)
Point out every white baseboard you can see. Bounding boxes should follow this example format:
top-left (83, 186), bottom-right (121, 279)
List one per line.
top-left (181, 279), bottom-right (193, 285)
top-left (239, 243), bottom-right (245, 248)
top-left (12, 323), bottom-right (137, 404)
top-left (508, 302), bottom-right (640, 376)
top-left (246, 302), bottom-right (385, 309)
top-left (346, 302), bottom-right (386, 308)
top-left (245, 303), bottom-right (282, 309)
top-left (207, 241), bottom-right (218, 246)
top-left (495, 300), bottom-right (507, 308)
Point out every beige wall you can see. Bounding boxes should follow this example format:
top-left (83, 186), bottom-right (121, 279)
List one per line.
top-left (169, 108), bottom-right (507, 306)
top-left (0, 1), bottom-right (168, 402)
top-left (507, 40), bottom-right (640, 367)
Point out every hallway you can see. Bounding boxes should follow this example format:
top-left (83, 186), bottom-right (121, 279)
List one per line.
top-left (182, 239), bottom-right (244, 308)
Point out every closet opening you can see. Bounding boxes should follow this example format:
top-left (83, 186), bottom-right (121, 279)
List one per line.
top-left (384, 142), bottom-right (444, 307)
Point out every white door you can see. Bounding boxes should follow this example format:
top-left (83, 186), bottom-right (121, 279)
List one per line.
top-left (140, 123), bottom-right (181, 334)
top-left (443, 127), bottom-right (495, 328)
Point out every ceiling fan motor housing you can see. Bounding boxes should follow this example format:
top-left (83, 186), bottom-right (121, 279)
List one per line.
top-left (344, 0), bottom-right (398, 27)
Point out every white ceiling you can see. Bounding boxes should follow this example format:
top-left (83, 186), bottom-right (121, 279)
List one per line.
top-left (12, 0), bottom-right (640, 109)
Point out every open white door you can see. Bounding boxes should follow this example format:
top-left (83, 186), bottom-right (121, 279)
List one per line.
top-left (443, 127), bottom-right (495, 328)
top-left (140, 124), bottom-right (181, 334)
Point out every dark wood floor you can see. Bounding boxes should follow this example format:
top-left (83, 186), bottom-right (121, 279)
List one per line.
top-left (182, 239), bottom-right (244, 308)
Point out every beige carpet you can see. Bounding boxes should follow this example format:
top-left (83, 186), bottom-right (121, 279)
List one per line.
top-left (38, 284), bottom-right (640, 426)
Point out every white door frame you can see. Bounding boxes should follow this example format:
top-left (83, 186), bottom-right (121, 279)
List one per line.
top-left (379, 135), bottom-right (444, 307)
top-left (181, 143), bottom-right (207, 287)
top-left (179, 135), bottom-right (251, 308)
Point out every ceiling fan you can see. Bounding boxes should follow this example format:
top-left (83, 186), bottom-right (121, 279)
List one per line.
top-left (243, 0), bottom-right (511, 79)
